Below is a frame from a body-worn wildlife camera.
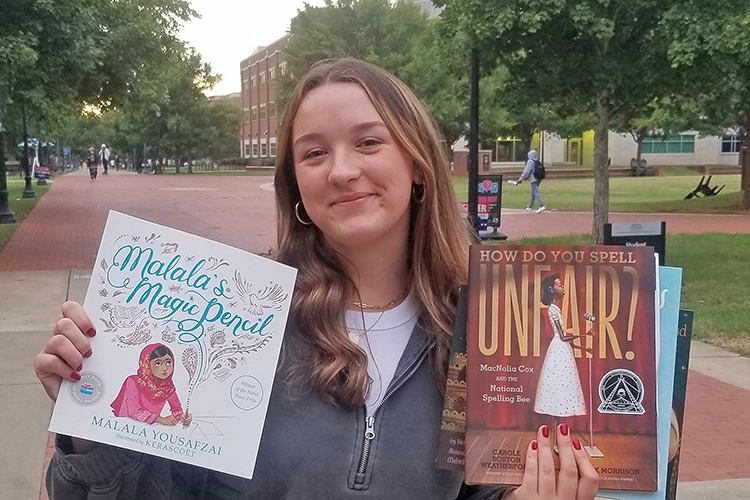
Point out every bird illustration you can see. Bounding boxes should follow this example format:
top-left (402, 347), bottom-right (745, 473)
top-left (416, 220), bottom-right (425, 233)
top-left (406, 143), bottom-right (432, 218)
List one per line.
top-left (233, 271), bottom-right (288, 315)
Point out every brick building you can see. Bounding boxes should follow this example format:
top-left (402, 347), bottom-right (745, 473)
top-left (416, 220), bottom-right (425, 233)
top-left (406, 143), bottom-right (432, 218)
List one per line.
top-left (239, 35), bottom-right (289, 160)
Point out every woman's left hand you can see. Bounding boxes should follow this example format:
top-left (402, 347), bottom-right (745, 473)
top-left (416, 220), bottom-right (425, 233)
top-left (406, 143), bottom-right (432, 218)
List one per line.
top-left (181, 412), bottom-right (192, 427)
top-left (503, 424), bottom-right (599, 500)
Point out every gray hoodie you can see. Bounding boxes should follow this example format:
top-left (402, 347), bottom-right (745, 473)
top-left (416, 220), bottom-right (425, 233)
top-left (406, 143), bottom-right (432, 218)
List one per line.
top-left (518, 149), bottom-right (539, 183)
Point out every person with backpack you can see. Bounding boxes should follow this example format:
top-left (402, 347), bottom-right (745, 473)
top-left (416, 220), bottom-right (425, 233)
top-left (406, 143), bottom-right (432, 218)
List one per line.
top-left (510, 149), bottom-right (546, 213)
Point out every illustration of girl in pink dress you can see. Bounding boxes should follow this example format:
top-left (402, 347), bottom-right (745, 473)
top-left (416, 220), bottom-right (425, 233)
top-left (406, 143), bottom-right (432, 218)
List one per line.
top-left (534, 274), bottom-right (593, 444)
top-left (111, 343), bottom-right (192, 426)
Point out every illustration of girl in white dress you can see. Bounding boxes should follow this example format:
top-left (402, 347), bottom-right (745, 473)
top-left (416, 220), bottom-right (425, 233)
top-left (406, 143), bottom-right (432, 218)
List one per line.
top-left (534, 273), bottom-right (593, 445)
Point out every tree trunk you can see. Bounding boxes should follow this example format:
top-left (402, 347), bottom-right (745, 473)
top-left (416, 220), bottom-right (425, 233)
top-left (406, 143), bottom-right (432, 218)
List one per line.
top-left (591, 92), bottom-right (612, 244)
top-left (740, 121), bottom-right (750, 210)
top-left (635, 135), bottom-right (643, 172)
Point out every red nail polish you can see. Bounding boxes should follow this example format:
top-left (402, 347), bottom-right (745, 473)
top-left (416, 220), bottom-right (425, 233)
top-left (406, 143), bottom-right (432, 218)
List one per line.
top-left (560, 423), bottom-right (569, 436)
top-left (572, 438), bottom-right (582, 450)
top-left (531, 440), bottom-right (538, 451)
top-left (71, 372), bottom-right (81, 381)
top-left (87, 328), bottom-right (97, 337)
top-left (83, 349), bottom-right (92, 358)
top-left (541, 425), bottom-right (550, 438)
top-left (76, 364), bottom-right (83, 372)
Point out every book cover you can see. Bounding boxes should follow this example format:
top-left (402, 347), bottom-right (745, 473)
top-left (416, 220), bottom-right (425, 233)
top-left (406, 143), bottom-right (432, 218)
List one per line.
top-left (49, 211), bottom-right (297, 479)
top-left (435, 287), bottom-right (468, 471)
top-left (464, 244), bottom-right (658, 491)
top-left (599, 266), bottom-right (682, 499)
top-left (666, 309), bottom-right (693, 500)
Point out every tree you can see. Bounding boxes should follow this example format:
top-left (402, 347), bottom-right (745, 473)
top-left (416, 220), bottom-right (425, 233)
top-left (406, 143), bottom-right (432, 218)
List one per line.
top-left (280, 0), bottom-right (468, 145)
top-left (437, 0), bottom-right (688, 242)
top-left (0, 0), bottom-right (200, 207)
top-left (661, 1), bottom-right (750, 209)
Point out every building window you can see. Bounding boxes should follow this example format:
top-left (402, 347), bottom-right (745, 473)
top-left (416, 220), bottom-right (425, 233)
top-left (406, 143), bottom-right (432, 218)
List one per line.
top-left (251, 106), bottom-right (257, 120)
top-left (243, 108), bottom-right (249, 123)
top-left (243, 141), bottom-right (251, 158)
top-left (495, 138), bottom-right (525, 162)
top-left (641, 135), bottom-right (695, 154)
top-left (269, 101), bottom-right (276, 118)
top-left (280, 62), bottom-right (288, 75)
top-left (251, 76), bottom-right (257, 87)
top-left (260, 140), bottom-right (268, 157)
top-left (260, 72), bottom-right (266, 84)
top-left (259, 104), bottom-right (266, 120)
top-left (269, 68), bottom-right (276, 80)
top-left (252, 141), bottom-right (259, 158)
top-left (722, 135), bottom-right (741, 153)
top-left (243, 79), bottom-right (248, 90)
top-left (270, 139), bottom-right (277, 157)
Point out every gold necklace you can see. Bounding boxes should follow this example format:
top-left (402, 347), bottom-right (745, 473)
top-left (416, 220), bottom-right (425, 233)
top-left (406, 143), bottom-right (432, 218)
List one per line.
top-left (352, 285), bottom-right (409, 311)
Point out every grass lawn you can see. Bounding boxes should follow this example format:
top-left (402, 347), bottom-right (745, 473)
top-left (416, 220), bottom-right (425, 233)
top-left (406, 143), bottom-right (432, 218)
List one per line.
top-left (454, 169), bottom-right (744, 213)
top-left (0, 176), bottom-right (51, 251)
top-left (159, 166), bottom-right (274, 176)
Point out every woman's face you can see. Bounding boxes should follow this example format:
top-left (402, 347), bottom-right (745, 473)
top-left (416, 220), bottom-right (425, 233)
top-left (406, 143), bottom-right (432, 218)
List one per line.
top-left (150, 354), bottom-right (173, 380)
top-left (292, 82), bottom-right (420, 255)
top-left (551, 278), bottom-right (565, 299)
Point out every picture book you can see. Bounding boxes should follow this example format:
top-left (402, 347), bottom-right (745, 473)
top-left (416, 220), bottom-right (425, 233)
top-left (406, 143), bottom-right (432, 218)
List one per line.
top-left (435, 287), bottom-right (468, 471)
top-left (464, 244), bottom-right (659, 491)
top-left (599, 266), bottom-right (682, 499)
top-left (666, 309), bottom-right (694, 500)
top-left (49, 211), bottom-right (298, 480)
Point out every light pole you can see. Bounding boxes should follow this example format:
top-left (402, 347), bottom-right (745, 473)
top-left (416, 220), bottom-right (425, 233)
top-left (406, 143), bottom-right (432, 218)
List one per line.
top-left (155, 108), bottom-right (162, 174)
top-left (0, 83), bottom-right (17, 223)
top-left (21, 97), bottom-right (36, 198)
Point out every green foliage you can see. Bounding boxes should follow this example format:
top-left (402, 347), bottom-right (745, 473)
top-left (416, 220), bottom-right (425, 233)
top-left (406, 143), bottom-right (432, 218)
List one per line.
top-left (436, 0), bottom-right (717, 242)
top-left (280, 0), bottom-right (467, 144)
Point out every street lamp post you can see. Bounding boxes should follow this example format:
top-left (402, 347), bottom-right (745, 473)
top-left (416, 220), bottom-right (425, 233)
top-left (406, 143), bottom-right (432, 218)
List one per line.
top-left (21, 97), bottom-right (36, 198)
top-left (155, 108), bottom-right (161, 174)
top-left (0, 83), bottom-right (17, 223)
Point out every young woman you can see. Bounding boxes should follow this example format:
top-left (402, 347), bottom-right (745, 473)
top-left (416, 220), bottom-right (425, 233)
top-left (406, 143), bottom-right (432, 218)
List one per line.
top-left (110, 343), bottom-right (191, 427)
top-left (34, 59), bottom-right (598, 499)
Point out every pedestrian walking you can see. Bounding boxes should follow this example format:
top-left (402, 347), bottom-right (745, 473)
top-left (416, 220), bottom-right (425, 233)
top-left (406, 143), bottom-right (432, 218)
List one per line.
top-left (85, 147), bottom-right (98, 180)
top-left (510, 149), bottom-right (546, 213)
top-left (99, 144), bottom-right (110, 175)
top-left (33, 58), bottom-right (598, 500)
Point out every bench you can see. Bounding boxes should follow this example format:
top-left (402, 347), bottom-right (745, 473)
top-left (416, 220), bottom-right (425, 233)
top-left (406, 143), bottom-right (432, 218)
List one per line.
top-left (629, 158), bottom-right (655, 176)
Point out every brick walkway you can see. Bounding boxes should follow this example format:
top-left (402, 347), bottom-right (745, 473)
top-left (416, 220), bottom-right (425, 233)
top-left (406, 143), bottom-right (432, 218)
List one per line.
top-left (4, 168), bottom-right (750, 489)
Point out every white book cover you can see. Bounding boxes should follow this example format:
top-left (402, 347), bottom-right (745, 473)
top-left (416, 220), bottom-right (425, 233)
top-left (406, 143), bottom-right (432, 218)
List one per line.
top-left (49, 211), bottom-right (297, 479)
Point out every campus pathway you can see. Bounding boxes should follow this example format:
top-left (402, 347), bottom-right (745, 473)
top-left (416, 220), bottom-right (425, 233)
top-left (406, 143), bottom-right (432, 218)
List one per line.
top-left (1, 168), bottom-right (749, 500)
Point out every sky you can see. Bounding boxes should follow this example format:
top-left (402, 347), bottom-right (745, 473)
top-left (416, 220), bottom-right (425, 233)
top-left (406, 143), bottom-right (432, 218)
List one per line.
top-left (179, 0), bottom-right (327, 97)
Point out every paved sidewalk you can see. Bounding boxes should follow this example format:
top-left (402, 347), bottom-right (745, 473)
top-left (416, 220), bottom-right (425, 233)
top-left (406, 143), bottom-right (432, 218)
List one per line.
top-left (2, 169), bottom-right (750, 499)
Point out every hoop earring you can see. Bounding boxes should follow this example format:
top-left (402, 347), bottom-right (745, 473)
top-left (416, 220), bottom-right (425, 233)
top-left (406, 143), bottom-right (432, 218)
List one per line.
top-left (412, 183), bottom-right (426, 204)
top-left (294, 201), bottom-right (314, 226)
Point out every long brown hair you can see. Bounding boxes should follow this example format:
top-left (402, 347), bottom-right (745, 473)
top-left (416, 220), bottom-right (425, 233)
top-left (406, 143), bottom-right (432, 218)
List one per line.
top-left (274, 58), bottom-right (472, 407)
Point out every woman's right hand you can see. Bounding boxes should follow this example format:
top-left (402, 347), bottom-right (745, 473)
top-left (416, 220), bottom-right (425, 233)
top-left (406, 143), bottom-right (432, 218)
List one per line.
top-left (33, 301), bottom-right (97, 402)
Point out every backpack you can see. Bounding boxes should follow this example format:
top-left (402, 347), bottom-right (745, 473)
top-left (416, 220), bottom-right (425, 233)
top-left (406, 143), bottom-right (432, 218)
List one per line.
top-left (533, 158), bottom-right (546, 180)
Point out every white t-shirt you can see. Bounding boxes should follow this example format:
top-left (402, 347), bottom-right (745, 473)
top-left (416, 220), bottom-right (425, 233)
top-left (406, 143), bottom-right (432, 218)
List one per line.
top-left (346, 293), bottom-right (418, 413)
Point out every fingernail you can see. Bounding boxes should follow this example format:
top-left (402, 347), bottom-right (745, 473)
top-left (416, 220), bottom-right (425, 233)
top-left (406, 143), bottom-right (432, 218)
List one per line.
top-left (560, 423), bottom-right (569, 436)
top-left (531, 440), bottom-right (538, 451)
top-left (86, 328), bottom-right (97, 337)
top-left (541, 425), bottom-right (550, 438)
top-left (572, 438), bottom-right (582, 450)
top-left (71, 372), bottom-right (81, 381)
top-left (75, 364), bottom-right (83, 372)
top-left (83, 349), bottom-right (92, 358)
